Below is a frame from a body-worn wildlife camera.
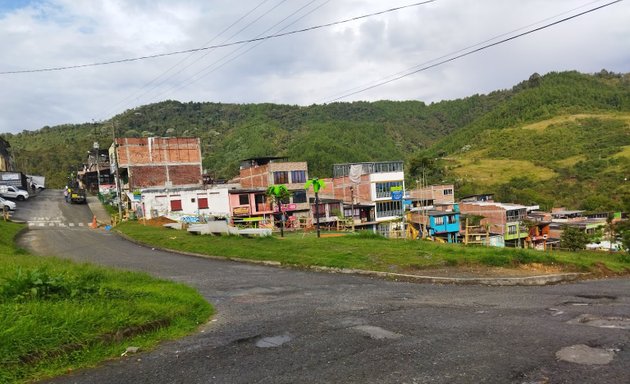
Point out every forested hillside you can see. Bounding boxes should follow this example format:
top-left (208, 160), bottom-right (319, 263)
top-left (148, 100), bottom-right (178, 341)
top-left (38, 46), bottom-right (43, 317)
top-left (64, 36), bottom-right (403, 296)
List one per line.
top-left (2, 70), bottom-right (629, 211)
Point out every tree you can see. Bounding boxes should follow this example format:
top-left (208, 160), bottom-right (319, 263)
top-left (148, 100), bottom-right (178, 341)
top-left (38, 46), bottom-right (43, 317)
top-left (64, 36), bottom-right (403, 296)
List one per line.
top-left (266, 184), bottom-right (291, 237)
top-left (560, 226), bottom-right (590, 251)
top-left (305, 178), bottom-right (326, 238)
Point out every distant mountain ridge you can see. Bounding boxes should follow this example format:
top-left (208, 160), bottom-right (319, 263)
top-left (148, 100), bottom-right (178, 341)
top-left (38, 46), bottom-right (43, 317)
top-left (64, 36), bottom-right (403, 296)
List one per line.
top-left (2, 70), bottom-right (629, 211)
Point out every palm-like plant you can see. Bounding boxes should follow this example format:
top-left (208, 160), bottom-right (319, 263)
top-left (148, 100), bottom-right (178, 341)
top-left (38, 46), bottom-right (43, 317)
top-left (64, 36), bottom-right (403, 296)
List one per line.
top-left (266, 184), bottom-right (291, 237)
top-left (305, 178), bottom-right (326, 238)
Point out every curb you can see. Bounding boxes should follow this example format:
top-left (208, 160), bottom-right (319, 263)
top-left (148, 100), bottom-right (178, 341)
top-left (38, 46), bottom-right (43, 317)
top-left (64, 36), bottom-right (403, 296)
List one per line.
top-left (113, 230), bottom-right (588, 286)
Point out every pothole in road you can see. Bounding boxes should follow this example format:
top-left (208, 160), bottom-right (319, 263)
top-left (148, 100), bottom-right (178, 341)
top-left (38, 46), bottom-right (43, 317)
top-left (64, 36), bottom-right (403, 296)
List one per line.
top-left (352, 325), bottom-right (402, 340)
top-left (556, 344), bottom-right (615, 365)
top-left (567, 314), bottom-right (630, 329)
top-left (575, 294), bottom-right (617, 301)
top-left (255, 334), bottom-right (292, 348)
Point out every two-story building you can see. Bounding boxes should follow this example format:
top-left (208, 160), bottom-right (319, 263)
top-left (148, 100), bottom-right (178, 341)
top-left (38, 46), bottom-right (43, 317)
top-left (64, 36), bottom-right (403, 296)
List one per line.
top-left (231, 157), bottom-right (310, 228)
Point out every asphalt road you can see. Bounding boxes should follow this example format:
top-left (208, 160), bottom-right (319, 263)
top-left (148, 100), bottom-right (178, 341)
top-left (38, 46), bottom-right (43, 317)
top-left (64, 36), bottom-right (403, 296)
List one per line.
top-left (13, 190), bottom-right (630, 384)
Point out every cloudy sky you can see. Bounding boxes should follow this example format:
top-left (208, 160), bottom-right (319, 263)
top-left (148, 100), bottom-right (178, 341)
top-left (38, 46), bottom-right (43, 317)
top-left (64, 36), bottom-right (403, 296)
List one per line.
top-left (0, 0), bottom-right (628, 134)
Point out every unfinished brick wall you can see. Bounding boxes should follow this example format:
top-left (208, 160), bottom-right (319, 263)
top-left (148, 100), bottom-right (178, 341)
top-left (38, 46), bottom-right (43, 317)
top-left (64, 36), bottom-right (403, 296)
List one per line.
top-left (116, 137), bottom-right (202, 189)
top-left (459, 203), bottom-right (507, 234)
top-left (240, 164), bottom-right (270, 189)
top-left (329, 175), bottom-right (372, 203)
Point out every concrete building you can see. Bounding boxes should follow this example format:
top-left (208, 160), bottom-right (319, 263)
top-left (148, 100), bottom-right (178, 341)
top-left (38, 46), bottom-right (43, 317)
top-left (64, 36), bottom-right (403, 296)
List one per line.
top-left (231, 157), bottom-right (310, 228)
top-left (327, 161), bottom-right (406, 237)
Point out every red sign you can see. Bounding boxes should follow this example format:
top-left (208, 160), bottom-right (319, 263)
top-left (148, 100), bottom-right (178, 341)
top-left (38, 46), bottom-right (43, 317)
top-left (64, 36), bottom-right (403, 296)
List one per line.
top-left (274, 203), bottom-right (297, 212)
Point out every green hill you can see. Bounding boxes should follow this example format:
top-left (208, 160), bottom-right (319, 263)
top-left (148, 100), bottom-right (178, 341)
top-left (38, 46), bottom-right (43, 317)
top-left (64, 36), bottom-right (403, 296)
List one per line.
top-left (2, 70), bottom-right (629, 211)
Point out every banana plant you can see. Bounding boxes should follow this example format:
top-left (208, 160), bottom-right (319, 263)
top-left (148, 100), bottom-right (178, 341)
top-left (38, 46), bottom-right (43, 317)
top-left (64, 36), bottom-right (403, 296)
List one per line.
top-left (266, 184), bottom-right (291, 237)
top-left (305, 177), bottom-right (326, 238)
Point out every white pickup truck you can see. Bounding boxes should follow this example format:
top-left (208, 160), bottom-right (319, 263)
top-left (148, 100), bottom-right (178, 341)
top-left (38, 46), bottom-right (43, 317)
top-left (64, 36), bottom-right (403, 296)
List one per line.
top-left (0, 185), bottom-right (29, 201)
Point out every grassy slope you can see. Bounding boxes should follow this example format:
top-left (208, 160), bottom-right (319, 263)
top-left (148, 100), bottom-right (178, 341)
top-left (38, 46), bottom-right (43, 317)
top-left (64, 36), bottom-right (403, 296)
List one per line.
top-left (117, 222), bottom-right (630, 275)
top-left (0, 221), bottom-right (213, 383)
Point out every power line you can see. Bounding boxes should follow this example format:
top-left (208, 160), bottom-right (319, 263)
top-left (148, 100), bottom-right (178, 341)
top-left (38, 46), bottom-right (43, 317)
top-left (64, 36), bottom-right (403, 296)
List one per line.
top-left (102, 0), bottom-right (275, 118)
top-left (139, 0), bottom-right (314, 106)
top-left (0, 0), bottom-right (437, 76)
top-left (322, 0), bottom-right (611, 103)
top-left (327, 0), bottom-right (624, 102)
top-left (147, 0), bottom-right (329, 104)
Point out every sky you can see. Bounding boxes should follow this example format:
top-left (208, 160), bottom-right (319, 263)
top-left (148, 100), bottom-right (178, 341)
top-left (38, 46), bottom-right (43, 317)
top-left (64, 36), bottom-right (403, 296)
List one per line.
top-left (0, 0), bottom-right (629, 134)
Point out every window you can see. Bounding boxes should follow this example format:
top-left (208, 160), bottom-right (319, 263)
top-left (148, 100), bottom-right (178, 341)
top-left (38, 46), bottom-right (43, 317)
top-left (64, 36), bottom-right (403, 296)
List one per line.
top-left (448, 215), bottom-right (458, 224)
top-left (273, 171), bottom-right (289, 184)
top-left (434, 216), bottom-right (444, 225)
top-left (375, 200), bottom-right (402, 218)
top-left (292, 190), bottom-right (307, 203)
top-left (443, 188), bottom-right (453, 196)
top-left (239, 194), bottom-right (249, 205)
top-left (508, 225), bottom-right (517, 235)
top-left (170, 199), bottom-right (182, 211)
top-left (198, 198), bottom-right (209, 209)
top-left (375, 181), bottom-right (403, 198)
top-left (291, 170), bottom-right (306, 183)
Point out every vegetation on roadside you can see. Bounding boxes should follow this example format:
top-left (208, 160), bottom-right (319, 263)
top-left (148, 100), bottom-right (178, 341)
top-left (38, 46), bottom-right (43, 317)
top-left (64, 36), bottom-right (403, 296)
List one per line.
top-left (0, 221), bottom-right (213, 384)
top-left (117, 222), bottom-right (630, 275)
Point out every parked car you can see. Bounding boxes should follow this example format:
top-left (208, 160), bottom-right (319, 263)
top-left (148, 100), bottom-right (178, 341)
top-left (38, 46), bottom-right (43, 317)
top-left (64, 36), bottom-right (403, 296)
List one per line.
top-left (0, 196), bottom-right (16, 211)
top-left (0, 185), bottom-right (29, 201)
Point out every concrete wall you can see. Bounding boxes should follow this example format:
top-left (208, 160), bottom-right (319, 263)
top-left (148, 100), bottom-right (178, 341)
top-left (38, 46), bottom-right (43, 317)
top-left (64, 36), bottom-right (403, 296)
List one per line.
top-left (139, 187), bottom-right (230, 220)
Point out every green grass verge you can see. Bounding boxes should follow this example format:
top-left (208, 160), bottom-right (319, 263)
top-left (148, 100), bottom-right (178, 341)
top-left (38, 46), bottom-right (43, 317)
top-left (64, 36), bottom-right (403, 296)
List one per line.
top-left (0, 221), bottom-right (213, 384)
top-left (117, 222), bottom-right (630, 275)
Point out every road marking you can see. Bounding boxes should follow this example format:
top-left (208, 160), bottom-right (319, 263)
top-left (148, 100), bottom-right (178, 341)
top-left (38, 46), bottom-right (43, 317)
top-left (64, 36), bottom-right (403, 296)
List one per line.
top-left (69, 223), bottom-right (75, 227)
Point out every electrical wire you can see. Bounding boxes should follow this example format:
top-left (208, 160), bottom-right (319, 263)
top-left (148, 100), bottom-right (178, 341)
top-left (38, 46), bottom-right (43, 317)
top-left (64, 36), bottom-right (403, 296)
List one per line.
top-left (322, 0), bottom-right (613, 102)
top-left (102, 0), bottom-right (274, 118)
top-left (0, 0), bottom-right (437, 75)
top-left (147, 0), bottom-right (329, 104)
top-left (326, 0), bottom-right (624, 102)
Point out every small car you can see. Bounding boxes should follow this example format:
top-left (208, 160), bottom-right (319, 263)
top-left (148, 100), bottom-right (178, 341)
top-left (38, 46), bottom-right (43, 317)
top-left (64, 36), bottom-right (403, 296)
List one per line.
top-left (0, 196), bottom-right (16, 211)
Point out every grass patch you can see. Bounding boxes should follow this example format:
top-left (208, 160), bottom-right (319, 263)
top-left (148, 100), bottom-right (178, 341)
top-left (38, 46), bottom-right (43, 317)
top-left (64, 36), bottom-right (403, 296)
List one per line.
top-left (450, 158), bottom-right (557, 184)
top-left (0, 221), bottom-right (213, 383)
top-left (117, 221), bottom-right (630, 275)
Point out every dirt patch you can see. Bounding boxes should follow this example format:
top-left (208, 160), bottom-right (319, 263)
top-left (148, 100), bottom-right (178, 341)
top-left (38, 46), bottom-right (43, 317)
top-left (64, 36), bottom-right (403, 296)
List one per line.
top-left (143, 216), bottom-right (177, 228)
top-left (402, 263), bottom-right (572, 278)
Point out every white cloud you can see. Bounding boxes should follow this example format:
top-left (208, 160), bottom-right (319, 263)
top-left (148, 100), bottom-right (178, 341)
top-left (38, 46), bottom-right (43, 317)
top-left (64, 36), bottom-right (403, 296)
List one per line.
top-left (0, 0), bottom-right (629, 134)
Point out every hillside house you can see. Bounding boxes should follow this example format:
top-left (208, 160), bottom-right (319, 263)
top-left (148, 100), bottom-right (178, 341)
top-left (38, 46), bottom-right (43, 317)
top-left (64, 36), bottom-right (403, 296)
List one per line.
top-left (140, 185), bottom-right (233, 221)
top-left (110, 137), bottom-right (203, 191)
top-left (78, 147), bottom-right (113, 194)
top-left (233, 157), bottom-right (310, 228)
top-left (407, 184), bottom-right (455, 208)
top-left (459, 201), bottom-right (529, 247)
top-left (327, 161), bottom-right (406, 237)
top-left (408, 206), bottom-right (460, 243)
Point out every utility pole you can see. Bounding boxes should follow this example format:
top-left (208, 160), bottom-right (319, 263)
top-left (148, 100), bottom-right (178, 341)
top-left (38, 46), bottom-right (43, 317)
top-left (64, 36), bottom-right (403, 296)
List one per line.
top-left (93, 142), bottom-right (101, 196)
top-left (350, 185), bottom-right (355, 232)
top-left (112, 122), bottom-right (123, 220)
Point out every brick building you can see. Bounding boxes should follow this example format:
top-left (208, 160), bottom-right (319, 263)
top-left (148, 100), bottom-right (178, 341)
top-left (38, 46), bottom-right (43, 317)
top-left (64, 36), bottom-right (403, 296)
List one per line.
top-left (110, 137), bottom-right (203, 191)
top-left (459, 201), bottom-right (529, 247)
top-left (231, 157), bottom-right (310, 226)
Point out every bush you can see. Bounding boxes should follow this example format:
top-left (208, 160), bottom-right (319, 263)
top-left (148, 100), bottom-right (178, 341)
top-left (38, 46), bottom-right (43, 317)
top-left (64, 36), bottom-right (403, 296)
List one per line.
top-left (351, 231), bottom-right (387, 240)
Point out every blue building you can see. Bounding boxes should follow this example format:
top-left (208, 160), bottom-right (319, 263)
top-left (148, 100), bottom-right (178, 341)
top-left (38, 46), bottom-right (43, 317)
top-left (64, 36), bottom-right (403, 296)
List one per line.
top-left (408, 205), bottom-right (460, 243)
